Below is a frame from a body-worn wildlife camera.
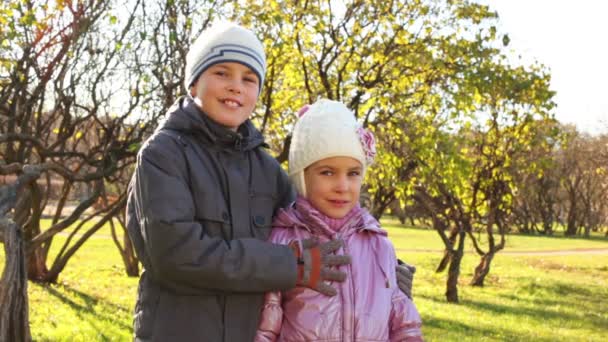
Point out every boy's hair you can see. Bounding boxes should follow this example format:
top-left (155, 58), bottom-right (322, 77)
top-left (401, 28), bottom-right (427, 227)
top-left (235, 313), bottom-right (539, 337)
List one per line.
top-left (288, 99), bottom-right (376, 197)
top-left (184, 22), bottom-right (266, 93)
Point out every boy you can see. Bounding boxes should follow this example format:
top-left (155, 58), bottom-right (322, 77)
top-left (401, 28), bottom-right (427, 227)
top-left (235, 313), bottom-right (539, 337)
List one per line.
top-left (126, 22), bottom-right (413, 342)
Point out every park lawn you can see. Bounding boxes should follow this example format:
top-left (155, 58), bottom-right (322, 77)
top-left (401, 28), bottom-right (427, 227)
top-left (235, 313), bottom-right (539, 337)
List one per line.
top-left (382, 216), bottom-right (608, 252)
top-left (399, 252), bottom-right (608, 341)
top-left (0, 221), bottom-right (606, 341)
top-left (25, 226), bottom-right (138, 341)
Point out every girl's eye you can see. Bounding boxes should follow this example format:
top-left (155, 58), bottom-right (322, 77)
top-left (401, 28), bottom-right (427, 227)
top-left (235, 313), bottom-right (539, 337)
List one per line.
top-left (321, 170), bottom-right (333, 176)
top-left (348, 171), bottom-right (361, 177)
top-left (215, 71), bottom-right (227, 77)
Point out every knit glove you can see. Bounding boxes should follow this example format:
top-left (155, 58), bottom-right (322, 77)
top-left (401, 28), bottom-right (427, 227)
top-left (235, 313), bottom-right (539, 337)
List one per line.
top-left (396, 259), bottom-right (416, 299)
top-left (289, 238), bottom-right (351, 296)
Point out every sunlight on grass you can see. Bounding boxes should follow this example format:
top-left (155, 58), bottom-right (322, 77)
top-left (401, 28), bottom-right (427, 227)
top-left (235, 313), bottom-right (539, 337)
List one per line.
top-left (1, 219), bottom-right (607, 341)
top-left (397, 252), bottom-right (608, 341)
top-left (1, 221), bottom-right (138, 341)
top-left (382, 216), bottom-right (608, 252)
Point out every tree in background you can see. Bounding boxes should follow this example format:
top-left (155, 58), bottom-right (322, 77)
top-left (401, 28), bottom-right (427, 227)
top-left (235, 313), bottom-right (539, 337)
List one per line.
top-left (508, 123), bottom-right (608, 237)
top-left (557, 128), bottom-right (608, 236)
top-left (510, 131), bottom-right (562, 236)
top-left (0, 0), bottom-right (158, 283)
top-left (407, 23), bottom-right (556, 299)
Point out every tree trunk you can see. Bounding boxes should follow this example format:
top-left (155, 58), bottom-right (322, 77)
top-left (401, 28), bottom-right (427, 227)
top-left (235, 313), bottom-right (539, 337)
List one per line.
top-left (436, 250), bottom-right (451, 273)
top-left (470, 252), bottom-right (495, 286)
top-left (0, 219), bottom-right (32, 342)
top-left (370, 188), bottom-right (395, 220)
top-left (370, 200), bottom-right (392, 221)
top-left (122, 232), bottom-right (140, 277)
top-left (445, 249), bottom-right (463, 303)
top-left (565, 192), bottom-right (578, 236)
top-left (565, 218), bottom-right (577, 236)
top-left (12, 184), bottom-right (50, 282)
top-left (109, 217), bottom-right (139, 277)
top-left (26, 248), bottom-right (49, 282)
top-left (446, 231), bottom-right (465, 303)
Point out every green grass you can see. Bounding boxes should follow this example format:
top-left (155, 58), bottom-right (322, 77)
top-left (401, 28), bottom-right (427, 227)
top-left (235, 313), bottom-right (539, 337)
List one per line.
top-left (1, 219), bottom-right (607, 341)
top-left (383, 216), bottom-right (608, 252)
top-left (2, 219), bottom-right (139, 341)
top-left (398, 252), bottom-right (607, 341)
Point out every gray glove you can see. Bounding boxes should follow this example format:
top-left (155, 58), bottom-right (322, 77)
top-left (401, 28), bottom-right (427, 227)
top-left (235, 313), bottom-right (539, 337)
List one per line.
top-left (289, 238), bottom-right (351, 296)
top-left (396, 259), bottom-right (416, 299)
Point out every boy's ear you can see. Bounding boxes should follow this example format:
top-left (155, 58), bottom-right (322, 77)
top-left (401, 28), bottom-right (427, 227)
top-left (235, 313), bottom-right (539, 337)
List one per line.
top-left (188, 76), bottom-right (200, 96)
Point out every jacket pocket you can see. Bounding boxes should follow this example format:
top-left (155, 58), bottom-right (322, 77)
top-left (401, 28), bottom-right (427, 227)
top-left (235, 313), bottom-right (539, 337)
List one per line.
top-left (195, 200), bottom-right (232, 241)
top-left (250, 192), bottom-right (275, 240)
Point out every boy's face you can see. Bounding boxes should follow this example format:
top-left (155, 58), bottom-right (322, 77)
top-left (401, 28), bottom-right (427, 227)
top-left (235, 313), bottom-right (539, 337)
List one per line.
top-left (190, 62), bottom-right (260, 131)
top-left (304, 156), bottom-right (363, 219)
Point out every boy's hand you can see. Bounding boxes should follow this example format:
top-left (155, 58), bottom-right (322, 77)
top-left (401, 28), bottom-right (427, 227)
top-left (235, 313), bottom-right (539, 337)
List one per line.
top-left (396, 259), bottom-right (416, 299)
top-left (289, 238), bottom-right (351, 296)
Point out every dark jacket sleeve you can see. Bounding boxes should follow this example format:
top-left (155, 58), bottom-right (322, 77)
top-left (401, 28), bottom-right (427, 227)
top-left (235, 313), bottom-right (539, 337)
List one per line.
top-left (128, 136), bottom-right (297, 295)
top-left (274, 165), bottom-right (296, 214)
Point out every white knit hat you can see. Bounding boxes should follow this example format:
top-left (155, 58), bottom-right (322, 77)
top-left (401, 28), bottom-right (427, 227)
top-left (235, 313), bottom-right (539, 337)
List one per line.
top-left (288, 99), bottom-right (376, 197)
top-left (184, 22), bottom-right (266, 93)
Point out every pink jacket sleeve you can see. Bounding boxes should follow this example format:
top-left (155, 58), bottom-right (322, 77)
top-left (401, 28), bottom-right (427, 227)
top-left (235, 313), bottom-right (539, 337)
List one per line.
top-left (254, 291), bottom-right (283, 342)
top-left (255, 227), bottom-right (302, 341)
top-left (389, 279), bottom-right (424, 341)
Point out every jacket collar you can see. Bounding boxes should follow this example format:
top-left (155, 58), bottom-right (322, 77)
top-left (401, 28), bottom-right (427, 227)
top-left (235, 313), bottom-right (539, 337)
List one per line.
top-left (274, 196), bottom-right (385, 238)
top-left (159, 96), bottom-right (266, 151)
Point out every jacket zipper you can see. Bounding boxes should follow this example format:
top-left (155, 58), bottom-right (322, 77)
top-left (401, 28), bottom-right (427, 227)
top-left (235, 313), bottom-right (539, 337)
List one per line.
top-left (340, 239), bottom-right (356, 342)
top-left (349, 241), bottom-right (355, 342)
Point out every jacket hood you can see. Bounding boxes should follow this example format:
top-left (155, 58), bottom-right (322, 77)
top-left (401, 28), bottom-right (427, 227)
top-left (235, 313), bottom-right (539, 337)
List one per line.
top-left (157, 96), bottom-right (266, 151)
top-left (273, 196), bottom-right (385, 239)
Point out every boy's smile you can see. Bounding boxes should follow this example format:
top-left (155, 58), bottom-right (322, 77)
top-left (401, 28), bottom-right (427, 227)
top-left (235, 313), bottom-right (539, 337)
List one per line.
top-left (304, 156), bottom-right (363, 219)
top-left (190, 62), bottom-right (260, 131)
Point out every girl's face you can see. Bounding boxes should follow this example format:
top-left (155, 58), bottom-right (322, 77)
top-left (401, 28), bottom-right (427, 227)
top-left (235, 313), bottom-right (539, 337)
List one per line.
top-left (304, 156), bottom-right (363, 219)
top-left (190, 62), bottom-right (260, 131)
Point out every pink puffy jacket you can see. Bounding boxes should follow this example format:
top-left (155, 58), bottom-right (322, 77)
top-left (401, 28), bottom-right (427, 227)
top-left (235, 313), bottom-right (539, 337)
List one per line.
top-left (255, 197), bottom-right (423, 342)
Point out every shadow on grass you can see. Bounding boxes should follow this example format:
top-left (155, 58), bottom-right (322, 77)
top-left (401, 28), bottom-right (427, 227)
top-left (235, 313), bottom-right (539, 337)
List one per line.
top-left (416, 280), bottom-right (607, 339)
top-left (423, 315), bottom-right (556, 342)
top-left (41, 283), bottom-right (132, 335)
top-left (519, 280), bottom-right (598, 298)
top-left (505, 280), bottom-right (606, 324)
top-left (461, 288), bottom-right (607, 332)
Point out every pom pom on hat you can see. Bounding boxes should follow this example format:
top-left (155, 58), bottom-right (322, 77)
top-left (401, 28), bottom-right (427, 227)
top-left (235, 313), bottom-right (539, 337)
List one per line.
top-left (184, 22), bottom-right (266, 94)
top-left (288, 99), bottom-right (376, 196)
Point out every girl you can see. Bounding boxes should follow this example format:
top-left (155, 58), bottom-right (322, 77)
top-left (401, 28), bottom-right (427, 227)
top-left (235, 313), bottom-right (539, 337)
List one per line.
top-left (256, 99), bottom-right (423, 341)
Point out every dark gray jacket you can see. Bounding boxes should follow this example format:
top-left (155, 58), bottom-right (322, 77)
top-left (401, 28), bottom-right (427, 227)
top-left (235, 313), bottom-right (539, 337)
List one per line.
top-left (126, 97), bottom-right (297, 341)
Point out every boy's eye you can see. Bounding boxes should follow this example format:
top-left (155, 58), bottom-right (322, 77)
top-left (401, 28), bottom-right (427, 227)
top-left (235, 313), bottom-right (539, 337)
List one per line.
top-left (244, 76), bottom-right (258, 84)
top-left (320, 170), bottom-right (333, 176)
top-left (214, 71), bottom-right (227, 77)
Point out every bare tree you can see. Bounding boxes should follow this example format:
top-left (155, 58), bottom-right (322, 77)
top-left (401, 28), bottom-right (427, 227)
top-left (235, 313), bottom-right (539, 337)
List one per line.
top-left (0, 166), bottom-right (41, 342)
top-left (555, 129), bottom-right (608, 236)
top-left (0, 0), bottom-right (156, 282)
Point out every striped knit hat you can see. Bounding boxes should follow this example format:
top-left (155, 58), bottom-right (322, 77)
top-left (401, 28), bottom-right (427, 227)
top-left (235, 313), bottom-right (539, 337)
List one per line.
top-left (184, 22), bottom-right (266, 94)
